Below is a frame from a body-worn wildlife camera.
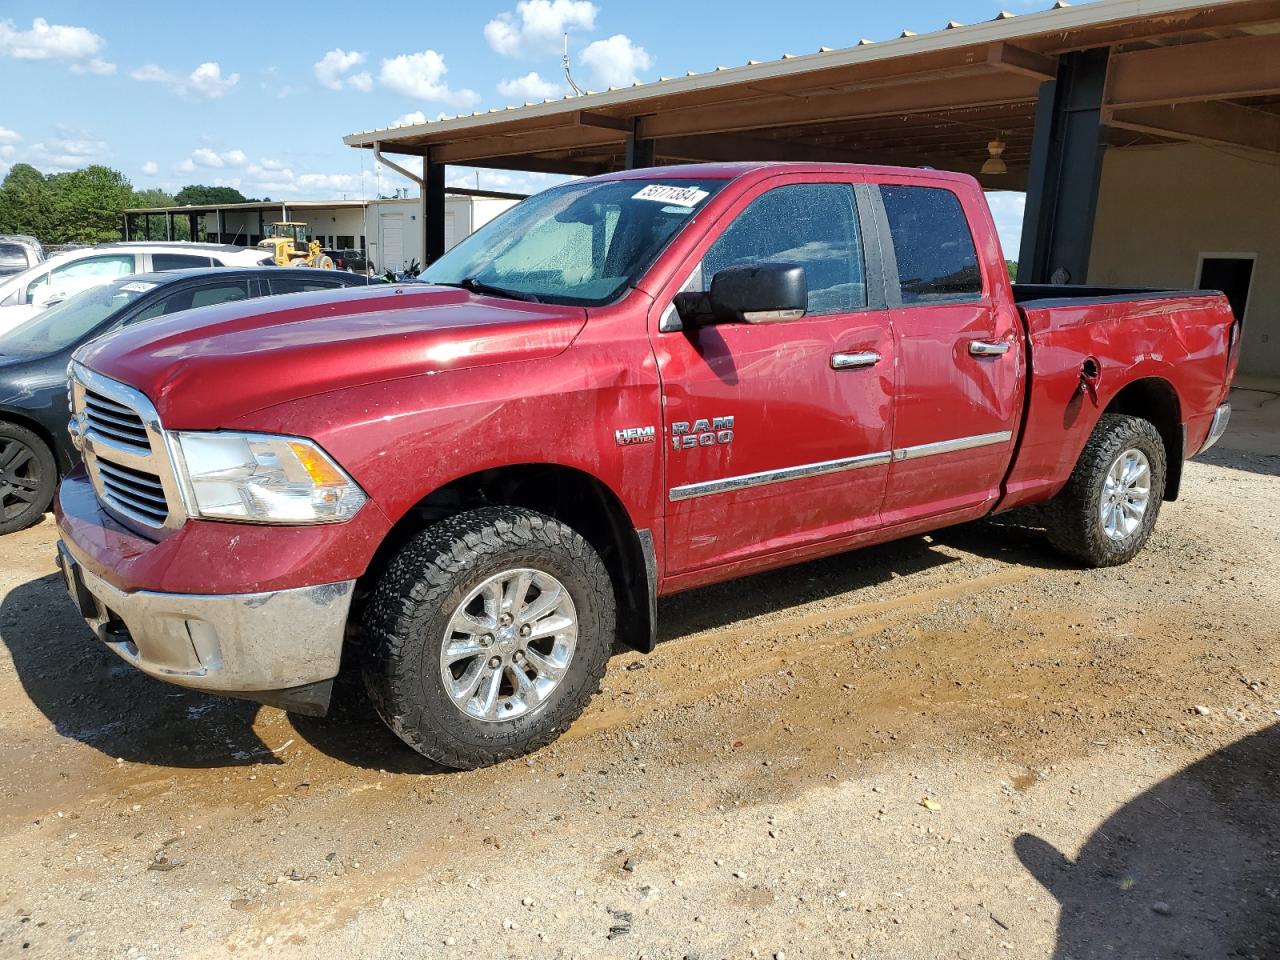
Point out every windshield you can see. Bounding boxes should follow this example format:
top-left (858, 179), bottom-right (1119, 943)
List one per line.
top-left (0, 279), bottom-right (155, 356)
top-left (421, 178), bottom-right (725, 305)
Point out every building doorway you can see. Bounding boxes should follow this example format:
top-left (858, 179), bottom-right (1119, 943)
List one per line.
top-left (1197, 254), bottom-right (1255, 325)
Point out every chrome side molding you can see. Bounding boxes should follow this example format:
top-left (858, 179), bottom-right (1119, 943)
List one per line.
top-left (892, 430), bottom-right (1013, 462)
top-left (669, 450), bottom-right (891, 501)
top-left (668, 430), bottom-right (1013, 501)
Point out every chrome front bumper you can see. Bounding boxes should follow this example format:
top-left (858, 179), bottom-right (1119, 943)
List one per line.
top-left (56, 539), bottom-right (353, 711)
top-left (1197, 402), bottom-right (1231, 456)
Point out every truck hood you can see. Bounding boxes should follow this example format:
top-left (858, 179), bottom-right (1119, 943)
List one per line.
top-left (74, 284), bottom-right (588, 428)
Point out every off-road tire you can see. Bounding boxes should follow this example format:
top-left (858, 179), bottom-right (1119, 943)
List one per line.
top-left (362, 506), bottom-right (615, 769)
top-left (0, 422), bottom-right (56, 536)
top-left (1043, 413), bottom-right (1167, 568)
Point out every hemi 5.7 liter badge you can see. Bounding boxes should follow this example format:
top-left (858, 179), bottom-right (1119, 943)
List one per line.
top-left (615, 426), bottom-right (657, 446)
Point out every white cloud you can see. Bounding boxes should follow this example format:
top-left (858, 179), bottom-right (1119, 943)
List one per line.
top-left (132, 61), bottom-right (239, 98)
top-left (379, 50), bottom-right (477, 106)
top-left (70, 57), bottom-right (117, 76)
top-left (0, 127), bottom-right (19, 146)
top-left (179, 147), bottom-right (249, 171)
top-left (26, 133), bottom-right (109, 172)
top-left (0, 17), bottom-right (103, 61)
top-left (580, 34), bottom-right (651, 88)
top-left (498, 71), bottom-right (562, 101)
top-left (314, 48), bottom-right (369, 91)
top-left (141, 160), bottom-right (158, 175)
top-left (176, 158), bottom-right (370, 200)
top-left (392, 111), bottom-right (427, 127)
top-left (485, 0), bottom-right (596, 57)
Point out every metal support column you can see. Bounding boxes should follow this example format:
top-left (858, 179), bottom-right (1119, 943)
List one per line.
top-left (122, 213), bottom-right (130, 241)
top-left (188, 213), bottom-right (198, 242)
top-left (165, 212), bottom-right (174, 241)
top-left (144, 213), bottom-right (151, 240)
top-left (424, 152), bottom-right (445, 265)
top-left (1018, 47), bottom-right (1110, 285)
top-left (215, 208), bottom-right (224, 243)
top-left (625, 121), bottom-right (655, 169)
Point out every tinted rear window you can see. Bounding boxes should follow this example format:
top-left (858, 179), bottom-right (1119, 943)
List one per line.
top-left (881, 186), bottom-right (982, 304)
top-left (0, 243), bottom-right (30, 276)
top-left (152, 253), bottom-right (214, 270)
top-left (268, 277), bottom-right (343, 295)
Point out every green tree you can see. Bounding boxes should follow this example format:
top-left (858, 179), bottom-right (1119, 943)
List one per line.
top-left (174, 184), bottom-right (250, 206)
top-left (0, 163), bottom-right (52, 239)
top-left (1006, 260), bottom-right (1018, 282)
top-left (45, 165), bottom-right (134, 244)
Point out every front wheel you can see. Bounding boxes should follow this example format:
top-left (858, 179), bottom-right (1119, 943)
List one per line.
top-left (1043, 413), bottom-right (1167, 567)
top-left (0, 423), bottom-right (57, 536)
top-left (362, 507), bottom-right (615, 769)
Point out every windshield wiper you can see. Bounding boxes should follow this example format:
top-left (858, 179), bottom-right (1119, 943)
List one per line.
top-left (435, 278), bottom-right (541, 303)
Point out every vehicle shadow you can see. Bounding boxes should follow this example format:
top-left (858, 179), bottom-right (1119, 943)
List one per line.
top-left (0, 573), bottom-right (277, 768)
top-left (286, 664), bottom-right (445, 775)
top-left (1015, 723), bottom-right (1280, 959)
top-left (656, 532), bottom-right (959, 643)
top-left (931, 509), bottom-right (1078, 571)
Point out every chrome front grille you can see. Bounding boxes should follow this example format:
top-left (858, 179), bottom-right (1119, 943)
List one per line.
top-left (82, 389), bottom-right (150, 449)
top-left (95, 459), bottom-right (169, 527)
top-left (69, 363), bottom-right (186, 534)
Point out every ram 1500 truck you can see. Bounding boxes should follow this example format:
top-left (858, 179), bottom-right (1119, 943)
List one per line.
top-left (55, 163), bottom-right (1238, 769)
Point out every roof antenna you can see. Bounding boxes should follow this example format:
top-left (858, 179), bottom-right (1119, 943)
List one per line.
top-left (563, 32), bottom-right (583, 96)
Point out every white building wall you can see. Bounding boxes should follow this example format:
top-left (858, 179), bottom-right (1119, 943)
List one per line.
top-left (1088, 142), bottom-right (1280, 379)
top-left (195, 194), bottom-right (522, 273)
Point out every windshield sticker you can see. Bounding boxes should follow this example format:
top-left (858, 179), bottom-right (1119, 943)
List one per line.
top-left (632, 184), bottom-right (710, 208)
top-left (120, 281), bottom-right (157, 292)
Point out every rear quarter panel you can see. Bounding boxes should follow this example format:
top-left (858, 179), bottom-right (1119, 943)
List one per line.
top-left (1000, 294), bottom-right (1235, 509)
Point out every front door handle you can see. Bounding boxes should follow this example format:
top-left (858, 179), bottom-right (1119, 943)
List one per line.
top-left (969, 340), bottom-right (1011, 357)
top-left (831, 351), bottom-right (881, 370)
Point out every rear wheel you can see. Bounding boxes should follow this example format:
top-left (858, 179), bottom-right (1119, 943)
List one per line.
top-left (0, 423), bottom-right (56, 536)
top-left (362, 507), bottom-right (615, 769)
top-left (1043, 413), bottom-right (1167, 567)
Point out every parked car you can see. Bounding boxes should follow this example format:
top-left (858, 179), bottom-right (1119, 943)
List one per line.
top-left (0, 242), bottom-right (274, 333)
top-left (325, 248), bottom-right (371, 274)
top-left (0, 235), bottom-right (45, 278)
top-left (55, 163), bottom-right (1237, 769)
top-left (0, 266), bottom-right (370, 534)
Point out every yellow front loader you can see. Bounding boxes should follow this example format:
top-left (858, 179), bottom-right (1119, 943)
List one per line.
top-left (256, 222), bottom-right (334, 269)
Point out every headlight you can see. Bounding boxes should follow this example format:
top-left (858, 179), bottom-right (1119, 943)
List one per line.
top-left (171, 431), bottom-right (366, 524)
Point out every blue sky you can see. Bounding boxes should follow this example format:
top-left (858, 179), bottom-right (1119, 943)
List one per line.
top-left (0, 0), bottom-right (1041, 252)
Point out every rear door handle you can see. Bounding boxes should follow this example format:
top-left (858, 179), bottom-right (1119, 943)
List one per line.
top-left (831, 351), bottom-right (881, 370)
top-left (969, 340), bottom-right (1010, 357)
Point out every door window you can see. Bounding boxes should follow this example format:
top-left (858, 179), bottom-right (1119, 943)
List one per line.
top-left (123, 280), bottom-right (250, 324)
top-left (880, 186), bottom-right (982, 304)
top-left (701, 183), bottom-right (866, 316)
top-left (26, 254), bottom-right (136, 302)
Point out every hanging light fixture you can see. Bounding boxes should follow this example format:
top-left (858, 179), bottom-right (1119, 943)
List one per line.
top-left (981, 136), bottom-right (1008, 176)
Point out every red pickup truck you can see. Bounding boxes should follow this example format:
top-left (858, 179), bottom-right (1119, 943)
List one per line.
top-left (55, 162), bottom-right (1238, 769)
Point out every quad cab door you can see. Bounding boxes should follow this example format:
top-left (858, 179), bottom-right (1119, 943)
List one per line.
top-left (872, 180), bottom-right (1025, 524)
top-left (650, 174), bottom-right (895, 578)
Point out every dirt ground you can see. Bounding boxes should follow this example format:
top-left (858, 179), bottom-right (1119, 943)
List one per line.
top-left (1, 389), bottom-right (1276, 960)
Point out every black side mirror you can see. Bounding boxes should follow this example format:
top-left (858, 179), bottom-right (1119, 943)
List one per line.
top-left (708, 263), bottom-right (807, 324)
